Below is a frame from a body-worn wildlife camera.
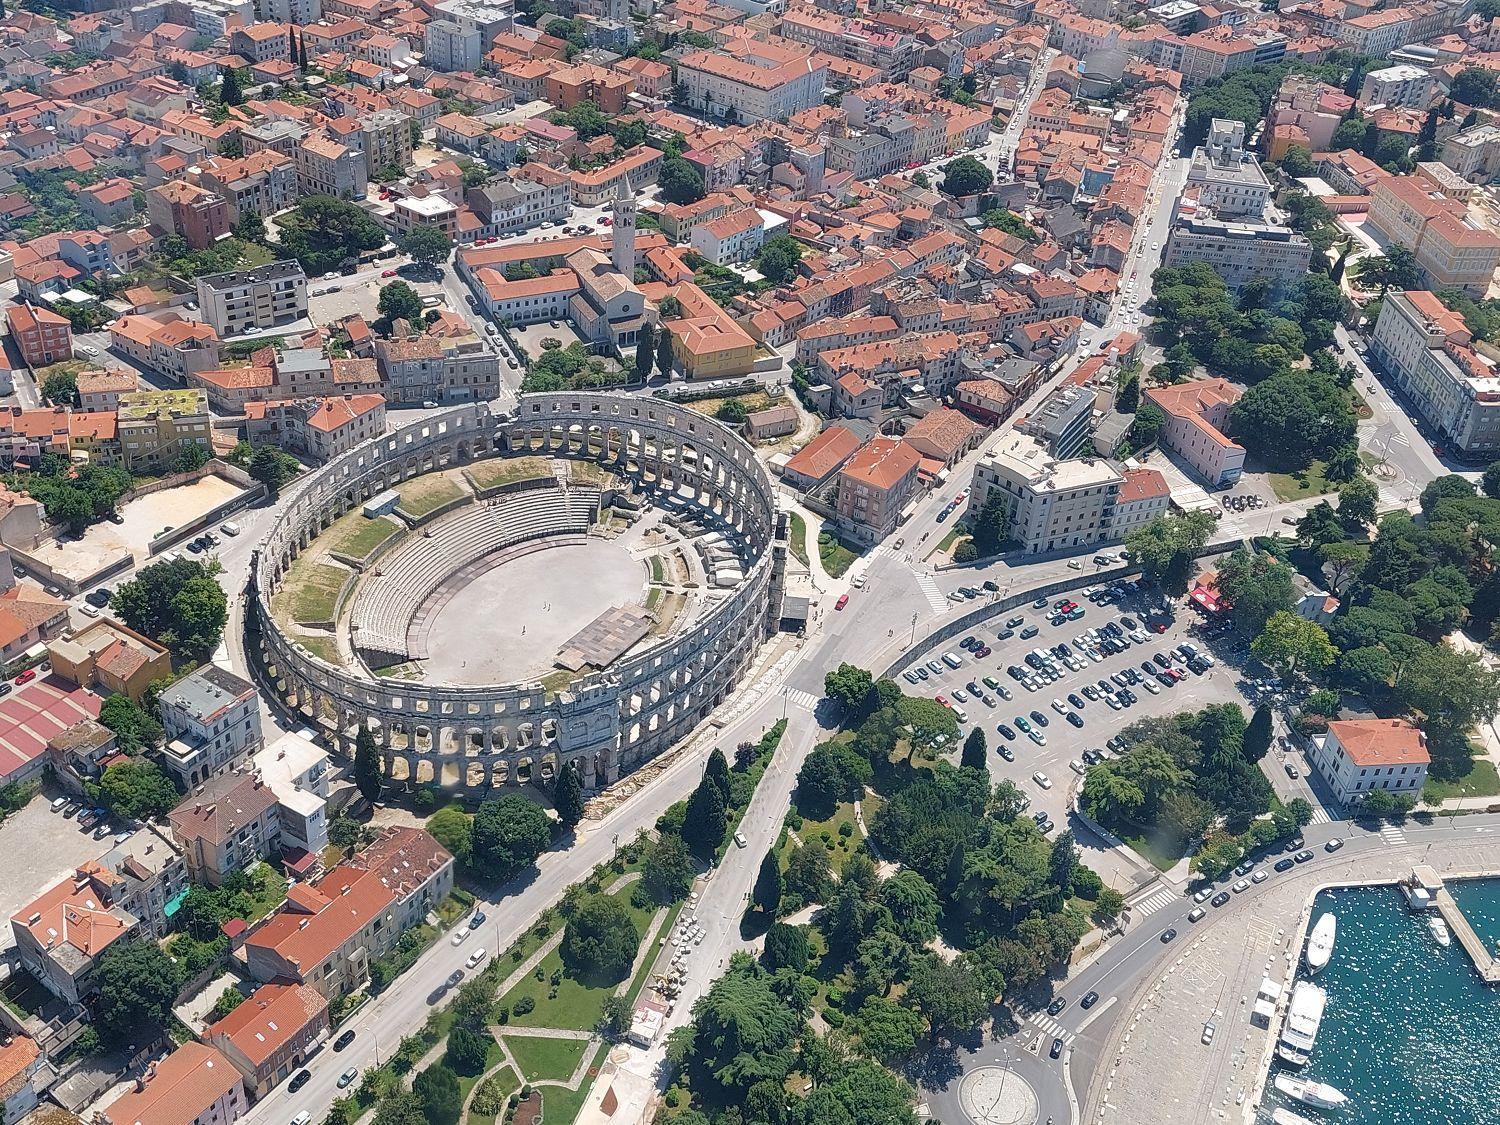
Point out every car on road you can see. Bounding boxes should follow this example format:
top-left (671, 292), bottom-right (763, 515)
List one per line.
top-left (465, 948), bottom-right (488, 968)
top-left (1293, 849), bottom-right (1314, 864)
top-left (292, 1114), bottom-right (311, 1125)
top-left (451, 927), bottom-right (470, 945)
top-left (1274, 858), bottom-right (1296, 872)
top-left (1047, 997), bottom-right (1067, 1016)
top-left (1210, 891), bottom-right (1230, 907)
top-left (1161, 928), bottom-right (1178, 943)
top-left (447, 970), bottom-right (464, 986)
top-left (1201, 1022), bottom-right (1216, 1046)
top-left (1252, 869), bottom-right (1269, 884)
top-left (1324, 839), bottom-right (1344, 853)
top-left (1188, 907), bottom-right (1206, 923)
top-left (289, 1070), bottom-right (312, 1093)
top-left (382, 269), bottom-right (399, 277)
top-left (1080, 990), bottom-right (1099, 1009)
top-left (1032, 772), bottom-right (1052, 790)
top-left (334, 1030), bottom-right (356, 1052)
top-left (1284, 762), bottom-right (1300, 778)
top-left (337, 1068), bottom-right (359, 1090)
top-left (1050, 1038), bottom-right (1064, 1059)
top-left (835, 594), bottom-right (849, 611)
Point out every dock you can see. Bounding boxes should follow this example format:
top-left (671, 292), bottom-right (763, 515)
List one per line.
top-left (1413, 866), bottom-right (1500, 983)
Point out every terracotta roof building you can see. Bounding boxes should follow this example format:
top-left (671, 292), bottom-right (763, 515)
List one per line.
top-left (781, 423), bottom-right (863, 492)
top-left (834, 437), bottom-right (922, 546)
top-left (1310, 718), bottom-right (1429, 804)
top-left (100, 1043), bottom-right (247, 1125)
top-left (1143, 377), bottom-right (1245, 488)
top-left (206, 981), bottom-right (329, 1098)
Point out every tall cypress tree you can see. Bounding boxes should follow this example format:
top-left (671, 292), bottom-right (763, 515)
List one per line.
top-left (655, 327), bottom-right (674, 378)
top-left (752, 850), bottom-right (782, 915)
top-left (354, 725), bottom-right (382, 803)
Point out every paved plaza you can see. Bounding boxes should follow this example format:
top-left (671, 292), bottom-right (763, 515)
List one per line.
top-left (419, 534), bottom-right (649, 685)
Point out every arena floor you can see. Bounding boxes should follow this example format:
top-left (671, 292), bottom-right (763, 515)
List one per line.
top-left (418, 533), bottom-right (648, 686)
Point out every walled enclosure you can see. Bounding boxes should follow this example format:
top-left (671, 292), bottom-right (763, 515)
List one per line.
top-left (250, 394), bottom-right (787, 795)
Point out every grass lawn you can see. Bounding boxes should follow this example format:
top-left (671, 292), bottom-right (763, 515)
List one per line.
top-left (682, 390), bottom-right (782, 420)
top-left (788, 512), bottom-right (809, 566)
top-left (502, 1034), bottom-right (589, 1084)
top-left (649, 557), bottom-right (664, 583)
top-left (242, 862), bottom-right (289, 921)
top-left (400, 474), bottom-right (467, 518)
top-left (1119, 831), bottom-right (1188, 873)
top-left (1424, 758), bottom-right (1500, 802)
top-left (274, 560), bottom-right (349, 626)
top-left (296, 634), bottom-right (340, 664)
top-left (937, 525), bottom-right (967, 553)
top-left (785, 800), bottom-right (865, 873)
top-left (817, 531), bottom-right (858, 578)
top-left (534, 1046), bottom-right (602, 1123)
top-left (568, 460), bottom-right (613, 486)
top-left (325, 511), bottom-right (400, 562)
top-left (467, 457), bottom-right (553, 491)
top-left (498, 887), bottom-right (657, 1032)
top-left (1267, 460), bottom-right (1338, 502)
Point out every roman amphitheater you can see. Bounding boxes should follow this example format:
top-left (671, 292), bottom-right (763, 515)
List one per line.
top-left (250, 394), bottom-right (787, 794)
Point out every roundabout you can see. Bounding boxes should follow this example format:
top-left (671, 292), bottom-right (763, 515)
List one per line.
top-left (960, 1066), bottom-right (1042, 1125)
top-left (249, 394), bottom-right (787, 795)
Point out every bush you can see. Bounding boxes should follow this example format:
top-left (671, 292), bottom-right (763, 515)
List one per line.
top-left (513, 995), bottom-right (535, 1015)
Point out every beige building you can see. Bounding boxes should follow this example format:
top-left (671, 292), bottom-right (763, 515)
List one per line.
top-left (966, 432), bottom-right (1124, 555)
top-left (243, 394), bottom-right (387, 463)
top-left (207, 982), bottom-right (329, 1099)
top-left (100, 1043), bottom-right (248, 1125)
top-left (676, 41), bottom-right (828, 124)
top-left (116, 388), bottom-right (211, 473)
top-left (196, 261), bottom-right (309, 338)
top-left (77, 368), bottom-right (139, 412)
top-left (1143, 377), bottom-right (1245, 487)
top-left (834, 437), bottom-right (922, 547)
top-left (1368, 175), bottom-right (1500, 296)
top-left (1162, 214), bottom-right (1312, 290)
top-left (345, 826), bottom-right (455, 932)
top-left (295, 134), bottom-right (368, 199)
top-left (11, 862), bottom-right (139, 1003)
top-left (167, 770), bottom-right (282, 886)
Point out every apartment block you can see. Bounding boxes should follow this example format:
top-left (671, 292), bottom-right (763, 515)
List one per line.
top-left (159, 664), bottom-right (263, 789)
top-left (834, 436), bottom-right (922, 546)
top-left (464, 174), bottom-right (571, 236)
top-left (1370, 290), bottom-right (1500, 458)
top-left (167, 769), bottom-right (282, 885)
top-left (295, 134), bottom-right (368, 199)
top-left (1440, 124), bottom-right (1500, 185)
top-left (6, 302), bottom-right (72, 369)
top-left (676, 40), bottom-right (828, 123)
top-left (1358, 64), bottom-right (1435, 110)
top-left (1162, 214), bottom-right (1312, 290)
top-left (207, 981), bottom-right (329, 1100)
top-left (100, 1043), bottom-right (247, 1125)
top-left (425, 18), bottom-right (481, 72)
top-left (1308, 718), bottom-right (1428, 805)
top-left (116, 388), bottom-right (211, 474)
top-left (1186, 118), bottom-right (1270, 219)
top-left (196, 260), bottom-right (309, 337)
top-left (966, 431), bottom-right (1123, 555)
top-left (146, 180), bottom-right (231, 249)
top-left (244, 393), bottom-right (386, 462)
top-left (11, 863), bottom-right (139, 1004)
top-left (1367, 175), bottom-right (1500, 296)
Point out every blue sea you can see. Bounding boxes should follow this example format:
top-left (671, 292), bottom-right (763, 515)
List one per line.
top-left (1260, 883), bottom-right (1500, 1125)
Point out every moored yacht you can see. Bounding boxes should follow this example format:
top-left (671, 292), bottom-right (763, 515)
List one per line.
top-left (1275, 1074), bottom-right (1349, 1110)
top-left (1306, 913), bottom-right (1336, 974)
top-left (1277, 981), bottom-right (1327, 1067)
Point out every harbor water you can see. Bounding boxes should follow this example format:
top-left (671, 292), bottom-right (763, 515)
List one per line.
top-left (1262, 883), bottom-right (1500, 1124)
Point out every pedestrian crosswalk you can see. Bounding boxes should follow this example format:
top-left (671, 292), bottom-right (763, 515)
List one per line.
top-left (1305, 804), bottom-right (1334, 827)
top-left (783, 687), bottom-right (820, 711)
top-left (915, 573), bottom-right (949, 616)
top-left (1012, 1004), bottom-right (1076, 1045)
top-left (1128, 887), bottom-right (1178, 919)
top-left (1380, 823), bottom-right (1408, 846)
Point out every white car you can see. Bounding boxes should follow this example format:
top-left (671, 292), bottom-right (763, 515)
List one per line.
top-left (1032, 772), bottom-right (1052, 789)
top-left (1051, 698), bottom-right (1068, 714)
top-left (79, 603), bottom-right (100, 617)
top-left (465, 947), bottom-right (488, 968)
top-left (1201, 1022), bottom-right (1216, 1046)
top-left (451, 927), bottom-right (471, 946)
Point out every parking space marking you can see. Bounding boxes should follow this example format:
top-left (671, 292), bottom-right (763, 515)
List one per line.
top-left (916, 574), bottom-right (949, 616)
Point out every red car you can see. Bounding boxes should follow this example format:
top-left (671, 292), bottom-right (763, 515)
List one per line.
top-left (835, 594), bottom-right (849, 611)
top-left (14, 668), bottom-right (35, 685)
top-left (936, 695), bottom-right (949, 708)
top-left (381, 269), bottom-right (398, 277)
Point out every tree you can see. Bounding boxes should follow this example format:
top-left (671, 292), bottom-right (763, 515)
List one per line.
top-left (1126, 511), bottom-right (1216, 592)
top-left (413, 1064), bottom-right (462, 1125)
top-left (685, 962), bottom-right (801, 1099)
top-left (377, 280), bottom-right (423, 323)
top-left (783, 842), bottom-right (833, 904)
top-left (220, 66), bottom-right (244, 106)
top-left (1297, 500), bottom-right (1344, 548)
top-left (425, 805), bottom-right (471, 864)
top-left (444, 1026), bottom-right (490, 1076)
top-left (969, 489), bottom-right (1009, 557)
top-left (1230, 367), bottom-right (1356, 470)
top-left (109, 557), bottom-right (227, 660)
top-left (1093, 886), bottom-right (1126, 925)
top-left (1215, 548), bottom-right (1296, 636)
top-left (1484, 461), bottom-right (1500, 499)
top-left (249, 445), bottom-right (297, 497)
top-left (1362, 788), bottom-right (1418, 818)
top-left (401, 226), bottom-right (452, 268)
top-left (940, 155), bottom-right (992, 197)
top-left (823, 663), bottom-right (872, 711)
top-left (657, 155), bottom-right (705, 205)
top-left (762, 922), bottom-right (810, 972)
top-left (905, 953), bottom-right (991, 1040)
top-left (280, 196), bottom-right (388, 275)
top-left (1245, 704), bottom-right (1273, 761)
top-left (1392, 644), bottom-right (1500, 744)
top-left (656, 326), bottom-right (675, 378)
top-left (373, 1092), bottom-right (427, 1125)
top-left (1357, 245), bottom-right (1421, 291)
top-left (562, 893), bottom-right (640, 983)
top-left (98, 760), bottom-right (178, 819)
top-left (41, 370), bottom-right (78, 406)
top-left (469, 794), bottom-right (552, 879)
top-left (1319, 540), bottom-right (1367, 594)
top-left (682, 777), bottom-right (727, 855)
top-left (716, 399), bottom-right (749, 425)
top-left (755, 234), bottom-right (802, 284)
top-left (1337, 476), bottom-right (1378, 532)
top-left (852, 995), bottom-right (925, 1061)
top-left (354, 725), bottom-right (383, 803)
top-left (961, 727), bottom-right (987, 771)
top-left (704, 748), bottom-right (731, 805)
top-left (633, 324), bottom-right (655, 382)
top-left (551, 761), bottom-right (585, 829)
top-left (1451, 67), bottom-right (1499, 109)
top-left (98, 693), bottom-right (163, 753)
top-left (752, 849), bottom-right (781, 914)
top-left (1280, 144), bottom-right (1314, 177)
top-left (169, 443), bottom-right (210, 474)
top-left (94, 939), bottom-right (183, 1043)
top-left (1251, 611), bottom-right (1336, 680)
top-left (642, 831), bottom-right (695, 903)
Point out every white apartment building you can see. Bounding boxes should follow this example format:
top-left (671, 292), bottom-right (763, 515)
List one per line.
top-left (1359, 64), bottom-right (1435, 110)
top-left (159, 665), bottom-right (265, 789)
top-left (195, 260), bottom-right (308, 338)
top-left (1369, 290), bottom-right (1500, 458)
top-left (464, 175), bottom-right (571, 236)
top-left (253, 730), bottom-right (331, 858)
top-left (1308, 718), bottom-right (1428, 805)
top-left (1440, 124), bottom-right (1500, 184)
top-left (425, 18), bottom-right (481, 72)
top-left (1162, 214), bottom-right (1312, 290)
top-left (965, 432), bottom-right (1124, 555)
top-left (1186, 118), bottom-right (1271, 219)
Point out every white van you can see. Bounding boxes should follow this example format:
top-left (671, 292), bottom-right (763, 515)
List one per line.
top-left (951, 706), bottom-right (969, 724)
top-left (50, 796), bottom-right (68, 812)
top-left (220, 521), bottom-right (242, 536)
top-left (942, 652), bottom-right (962, 669)
top-left (465, 948), bottom-right (488, 968)
top-left (733, 832), bottom-right (747, 848)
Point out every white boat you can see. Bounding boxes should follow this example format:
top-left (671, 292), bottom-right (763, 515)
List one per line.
top-left (1277, 981), bottom-right (1327, 1067)
top-left (1306, 913), bottom-right (1336, 975)
top-left (1272, 1110), bottom-right (1322, 1125)
top-left (1275, 1074), bottom-right (1349, 1110)
top-left (1429, 915), bottom-right (1452, 947)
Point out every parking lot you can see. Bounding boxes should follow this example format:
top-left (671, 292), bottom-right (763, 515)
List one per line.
top-left (899, 581), bottom-right (1245, 828)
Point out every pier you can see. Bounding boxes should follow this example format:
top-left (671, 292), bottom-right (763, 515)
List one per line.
top-left (1413, 865), bottom-right (1500, 984)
